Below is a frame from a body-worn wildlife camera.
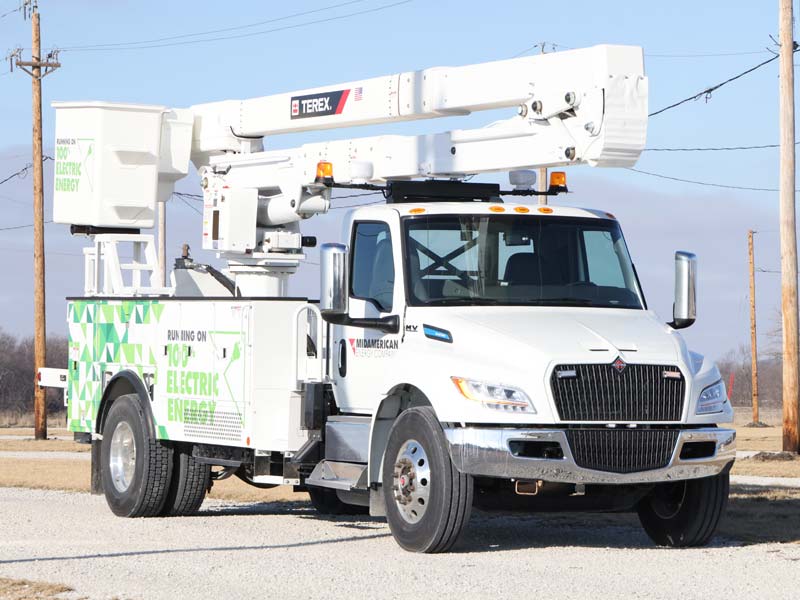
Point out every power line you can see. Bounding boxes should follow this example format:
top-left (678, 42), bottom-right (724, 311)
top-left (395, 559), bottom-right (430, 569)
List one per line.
top-left (176, 195), bottom-right (202, 214)
top-left (649, 49), bottom-right (795, 117)
top-left (58, 1), bottom-right (411, 53)
top-left (0, 219), bottom-right (52, 232)
top-left (0, 3), bottom-right (22, 20)
top-left (647, 49), bottom-right (772, 58)
top-left (644, 142), bottom-right (795, 152)
top-left (511, 41), bottom-right (772, 60)
top-left (0, 156), bottom-right (52, 186)
top-left (627, 167), bottom-right (794, 192)
top-left (60, 0), bottom-right (365, 51)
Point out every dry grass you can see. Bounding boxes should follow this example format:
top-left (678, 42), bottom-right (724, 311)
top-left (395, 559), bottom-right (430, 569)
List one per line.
top-left (0, 578), bottom-right (72, 600)
top-left (0, 458), bottom-right (89, 492)
top-left (0, 439), bottom-right (90, 453)
top-left (732, 407), bottom-right (786, 452)
top-left (0, 457), bottom-right (306, 503)
top-left (0, 412), bottom-right (67, 429)
top-left (731, 455), bottom-right (800, 478)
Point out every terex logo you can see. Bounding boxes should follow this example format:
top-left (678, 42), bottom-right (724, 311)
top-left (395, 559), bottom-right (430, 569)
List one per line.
top-left (290, 89), bottom-right (350, 120)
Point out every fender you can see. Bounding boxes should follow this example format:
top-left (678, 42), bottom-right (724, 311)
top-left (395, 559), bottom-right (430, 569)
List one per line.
top-left (367, 383), bottom-right (434, 486)
top-left (95, 369), bottom-right (157, 439)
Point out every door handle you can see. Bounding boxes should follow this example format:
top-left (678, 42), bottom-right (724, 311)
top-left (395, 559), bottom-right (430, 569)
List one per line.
top-left (338, 339), bottom-right (347, 378)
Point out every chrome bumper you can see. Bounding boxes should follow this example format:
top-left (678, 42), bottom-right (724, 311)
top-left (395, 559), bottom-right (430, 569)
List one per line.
top-left (443, 427), bottom-right (736, 485)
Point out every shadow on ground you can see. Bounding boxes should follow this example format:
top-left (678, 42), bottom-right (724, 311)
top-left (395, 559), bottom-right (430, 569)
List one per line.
top-left (202, 483), bottom-right (800, 549)
top-left (721, 484), bottom-right (800, 544)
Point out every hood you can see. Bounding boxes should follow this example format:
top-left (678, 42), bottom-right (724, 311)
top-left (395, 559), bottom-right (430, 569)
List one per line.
top-left (446, 307), bottom-right (682, 364)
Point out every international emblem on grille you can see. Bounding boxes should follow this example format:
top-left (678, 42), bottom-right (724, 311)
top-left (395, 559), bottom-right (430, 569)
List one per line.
top-left (611, 356), bottom-right (626, 373)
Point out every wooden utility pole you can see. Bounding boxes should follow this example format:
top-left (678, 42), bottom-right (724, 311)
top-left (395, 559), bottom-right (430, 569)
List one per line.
top-left (14, 0), bottom-right (60, 440)
top-left (537, 43), bottom-right (548, 206)
top-left (779, 0), bottom-right (800, 453)
top-left (747, 230), bottom-right (761, 425)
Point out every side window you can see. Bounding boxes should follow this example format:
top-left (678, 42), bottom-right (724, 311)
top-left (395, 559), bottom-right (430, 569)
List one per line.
top-left (351, 222), bottom-right (395, 312)
top-left (582, 230), bottom-right (625, 287)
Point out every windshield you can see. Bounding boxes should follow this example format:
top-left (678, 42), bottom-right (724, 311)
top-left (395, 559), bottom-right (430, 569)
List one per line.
top-left (403, 214), bottom-right (644, 309)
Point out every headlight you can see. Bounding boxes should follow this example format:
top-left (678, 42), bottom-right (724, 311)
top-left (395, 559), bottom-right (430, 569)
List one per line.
top-left (450, 376), bottom-right (535, 413)
top-left (696, 380), bottom-right (726, 415)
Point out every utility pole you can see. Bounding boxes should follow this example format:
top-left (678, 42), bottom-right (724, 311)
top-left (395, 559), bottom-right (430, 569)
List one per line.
top-left (13, 0), bottom-right (60, 440)
top-left (537, 42), bottom-right (548, 206)
top-left (779, 0), bottom-right (799, 453)
top-left (747, 230), bottom-right (763, 426)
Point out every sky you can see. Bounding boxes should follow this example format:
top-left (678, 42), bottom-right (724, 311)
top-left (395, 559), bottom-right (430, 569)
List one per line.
top-left (0, 0), bottom-right (796, 362)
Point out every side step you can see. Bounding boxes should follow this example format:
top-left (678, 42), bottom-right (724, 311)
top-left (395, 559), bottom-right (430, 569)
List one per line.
top-left (305, 460), bottom-right (368, 491)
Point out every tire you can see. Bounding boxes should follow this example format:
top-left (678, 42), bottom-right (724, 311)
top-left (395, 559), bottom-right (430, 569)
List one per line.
top-left (307, 486), bottom-right (369, 515)
top-left (100, 393), bottom-right (173, 518)
top-left (637, 472), bottom-right (729, 547)
top-left (382, 407), bottom-right (473, 553)
top-left (161, 448), bottom-right (210, 516)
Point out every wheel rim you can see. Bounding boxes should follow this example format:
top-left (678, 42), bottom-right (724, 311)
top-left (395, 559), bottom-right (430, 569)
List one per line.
top-left (651, 481), bottom-right (688, 519)
top-left (392, 438), bottom-right (431, 524)
top-left (109, 421), bottom-right (136, 493)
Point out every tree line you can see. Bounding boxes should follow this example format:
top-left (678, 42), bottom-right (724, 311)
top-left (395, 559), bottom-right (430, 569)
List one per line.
top-left (0, 329), bottom-right (67, 415)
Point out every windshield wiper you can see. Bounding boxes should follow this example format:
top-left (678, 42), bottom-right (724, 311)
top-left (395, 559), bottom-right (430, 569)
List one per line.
top-left (525, 297), bottom-right (594, 306)
top-left (423, 298), bottom-right (503, 306)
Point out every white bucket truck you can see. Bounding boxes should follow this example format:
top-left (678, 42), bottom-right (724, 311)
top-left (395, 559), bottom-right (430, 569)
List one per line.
top-left (45, 44), bottom-right (735, 552)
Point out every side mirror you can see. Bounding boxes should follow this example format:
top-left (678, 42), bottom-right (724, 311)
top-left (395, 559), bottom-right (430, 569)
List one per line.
top-left (670, 251), bottom-right (696, 329)
top-left (319, 242), bottom-right (399, 334)
top-left (320, 243), bottom-right (349, 317)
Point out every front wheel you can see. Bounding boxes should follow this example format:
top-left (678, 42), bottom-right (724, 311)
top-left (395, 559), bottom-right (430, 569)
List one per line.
top-left (637, 472), bottom-right (729, 547)
top-left (382, 407), bottom-right (473, 553)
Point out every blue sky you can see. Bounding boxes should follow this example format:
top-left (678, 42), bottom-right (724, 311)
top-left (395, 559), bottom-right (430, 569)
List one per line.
top-left (0, 0), bottom-right (796, 362)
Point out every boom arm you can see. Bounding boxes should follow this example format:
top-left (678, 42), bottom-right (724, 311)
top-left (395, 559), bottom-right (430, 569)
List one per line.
top-left (51, 44), bottom-right (647, 296)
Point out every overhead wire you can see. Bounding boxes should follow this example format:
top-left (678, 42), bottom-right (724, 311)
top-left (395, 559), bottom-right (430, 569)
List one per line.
top-left (59, 0), bottom-right (366, 50)
top-left (58, 1), bottom-right (412, 52)
top-left (648, 48), bottom-right (795, 117)
top-left (627, 167), bottom-right (794, 192)
top-left (0, 156), bottom-right (53, 186)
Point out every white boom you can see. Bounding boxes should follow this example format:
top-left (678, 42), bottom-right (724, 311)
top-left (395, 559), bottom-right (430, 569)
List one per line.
top-left (52, 44), bottom-right (647, 295)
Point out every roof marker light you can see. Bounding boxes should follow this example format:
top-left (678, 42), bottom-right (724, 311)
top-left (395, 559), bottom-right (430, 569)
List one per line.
top-left (489, 205), bottom-right (505, 213)
top-left (538, 206), bottom-right (553, 214)
top-left (514, 206), bottom-right (530, 214)
top-left (409, 207), bottom-right (426, 214)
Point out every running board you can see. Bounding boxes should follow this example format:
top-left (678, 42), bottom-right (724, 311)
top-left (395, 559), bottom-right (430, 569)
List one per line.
top-left (305, 460), bottom-right (368, 491)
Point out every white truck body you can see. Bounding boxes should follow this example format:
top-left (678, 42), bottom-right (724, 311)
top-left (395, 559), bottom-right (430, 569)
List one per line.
top-left (45, 44), bottom-right (736, 552)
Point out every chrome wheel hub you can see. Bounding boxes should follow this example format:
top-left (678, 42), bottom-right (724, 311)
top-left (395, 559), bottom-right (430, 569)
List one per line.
top-left (109, 421), bottom-right (136, 493)
top-left (392, 439), bottom-right (431, 524)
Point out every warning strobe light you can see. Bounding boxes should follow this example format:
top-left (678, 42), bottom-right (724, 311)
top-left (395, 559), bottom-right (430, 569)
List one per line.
top-left (549, 171), bottom-right (567, 192)
top-left (315, 161), bottom-right (334, 185)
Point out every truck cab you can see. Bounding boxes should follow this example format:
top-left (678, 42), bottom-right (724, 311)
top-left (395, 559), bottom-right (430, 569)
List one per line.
top-left (314, 180), bottom-right (735, 551)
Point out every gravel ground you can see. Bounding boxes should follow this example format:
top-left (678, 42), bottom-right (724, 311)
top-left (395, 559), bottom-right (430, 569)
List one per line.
top-left (1, 488), bottom-right (799, 600)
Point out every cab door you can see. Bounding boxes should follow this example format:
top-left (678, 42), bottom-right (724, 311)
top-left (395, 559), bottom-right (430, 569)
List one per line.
top-left (332, 219), bottom-right (403, 414)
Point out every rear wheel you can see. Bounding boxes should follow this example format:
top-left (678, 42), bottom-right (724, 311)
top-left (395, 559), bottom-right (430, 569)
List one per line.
top-left (637, 472), bottom-right (729, 547)
top-left (382, 407), bottom-right (473, 553)
top-left (161, 448), bottom-right (210, 516)
top-left (101, 394), bottom-right (172, 517)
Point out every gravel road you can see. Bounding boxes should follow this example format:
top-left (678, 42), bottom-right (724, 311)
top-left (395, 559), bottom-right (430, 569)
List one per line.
top-left (1, 488), bottom-right (799, 600)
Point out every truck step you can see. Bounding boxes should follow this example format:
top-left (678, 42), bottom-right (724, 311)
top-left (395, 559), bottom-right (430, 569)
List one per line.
top-left (305, 460), bottom-right (368, 491)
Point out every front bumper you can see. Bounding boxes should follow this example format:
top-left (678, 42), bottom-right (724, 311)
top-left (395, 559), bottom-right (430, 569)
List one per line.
top-left (443, 426), bottom-right (736, 485)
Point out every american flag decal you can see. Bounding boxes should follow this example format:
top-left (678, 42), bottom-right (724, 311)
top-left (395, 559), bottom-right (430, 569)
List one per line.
top-left (354, 87), bottom-right (363, 101)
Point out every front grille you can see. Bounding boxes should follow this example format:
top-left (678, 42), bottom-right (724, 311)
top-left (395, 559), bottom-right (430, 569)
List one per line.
top-left (565, 428), bottom-right (679, 474)
top-left (550, 363), bottom-right (685, 422)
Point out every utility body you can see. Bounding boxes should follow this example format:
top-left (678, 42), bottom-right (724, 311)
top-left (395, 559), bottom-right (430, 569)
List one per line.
top-left (43, 44), bottom-right (735, 552)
